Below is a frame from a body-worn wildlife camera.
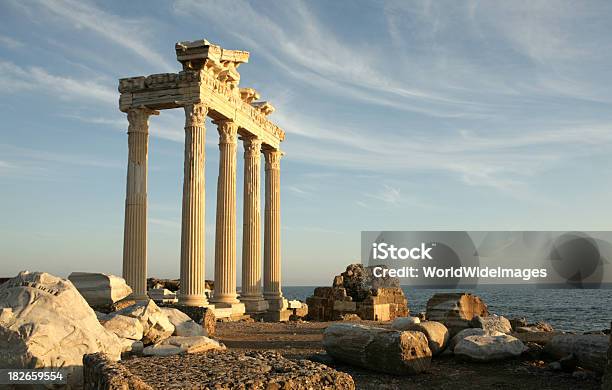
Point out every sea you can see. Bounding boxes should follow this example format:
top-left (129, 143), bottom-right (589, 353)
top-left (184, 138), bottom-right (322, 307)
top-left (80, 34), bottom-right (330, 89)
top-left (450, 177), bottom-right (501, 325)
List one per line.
top-left (282, 285), bottom-right (612, 333)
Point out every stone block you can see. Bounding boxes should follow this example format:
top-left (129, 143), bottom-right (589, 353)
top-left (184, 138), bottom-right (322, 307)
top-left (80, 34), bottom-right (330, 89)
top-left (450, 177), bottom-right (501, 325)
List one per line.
top-left (68, 272), bottom-right (132, 307)
top-left (333, 300), bottom-right (357, 312)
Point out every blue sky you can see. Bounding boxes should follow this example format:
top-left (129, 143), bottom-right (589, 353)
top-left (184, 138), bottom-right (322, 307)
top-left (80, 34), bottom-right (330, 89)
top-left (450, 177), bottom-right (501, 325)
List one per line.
top-left (1, 0), bottom-right (612, 285)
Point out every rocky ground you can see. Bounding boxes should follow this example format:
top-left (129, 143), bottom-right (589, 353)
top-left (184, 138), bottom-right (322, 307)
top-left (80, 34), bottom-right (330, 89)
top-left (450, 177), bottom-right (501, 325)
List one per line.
top-left (216, 320), bottom-right (602, 390)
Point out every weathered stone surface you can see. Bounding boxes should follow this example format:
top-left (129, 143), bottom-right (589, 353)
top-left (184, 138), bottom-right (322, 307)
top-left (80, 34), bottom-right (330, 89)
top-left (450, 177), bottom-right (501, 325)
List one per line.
top-left (469, 315), bottom-right (512, 334)
top-left (114, 300), bottom-right (174, 344)
top-left (307, 264), bottom-right (408, 322)
top-left (516, 321), bottom-right (555, 333)
top-left (83, 353), bottom-right (153, 390)
top-left (161, 335), bottom-right (226, 352)
top-left (454, 334), bottom-right (527, 362)
top-left (288, 299), bottom-right (302, 309)
top-left (0, 272), bottom-right (122, 388)
top-left (425, 293), bottom-right (488, 335)
top-left (161, 307), bottom-right (206, 337)
top-left (86, 350), bottom-right (354, 389)
top-left (68, 272), bottom-right (132, 307)
top-left (143, 335), bottom-right (225, 357)
top-left (448, 328), bottom-right (504, 352)
top-left (103, 314), bottom-right (144, 340)
top-left (323, 323), bottom-right (431, 375)
top-left (513, 330), bottom-right (564, 345)
top-left (391, 316), bottom-right (420, 330)
top-left (403, 321), bottom-right (449, 355)
top-left (142, 344), bottom-right (184, 357)
top-left (545, 333), bottom-right (608, 373)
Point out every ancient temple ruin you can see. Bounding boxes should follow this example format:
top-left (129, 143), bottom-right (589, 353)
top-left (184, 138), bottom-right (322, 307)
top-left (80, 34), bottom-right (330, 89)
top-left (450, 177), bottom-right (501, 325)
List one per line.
top-left (119, 40), bottom-right (286, 317)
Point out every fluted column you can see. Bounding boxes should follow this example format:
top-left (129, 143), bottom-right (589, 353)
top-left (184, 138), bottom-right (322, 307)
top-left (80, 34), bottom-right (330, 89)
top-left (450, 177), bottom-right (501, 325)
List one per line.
top-left (178, 103), bottom-right (208, 306)
top-left (240, 137), bottom-right (268, 312)
top-left (211, 120), bottom-right (240, 306)
top-left (122, 107), bottom-right (158, 301)
top-left (263, 148), bottom-right (285, 310)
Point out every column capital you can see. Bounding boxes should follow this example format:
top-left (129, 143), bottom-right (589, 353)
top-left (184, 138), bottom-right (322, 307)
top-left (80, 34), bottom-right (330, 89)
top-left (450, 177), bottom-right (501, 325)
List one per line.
top-left (184, 103), bottom-right (208, 128)
top-left (215, 119), bottom-right (239, 144)
top-left (263, 148), bottom-right (283, 170)
top-left (127, 107), bottom-right (159, 134)
top-left (243, 136), bottom-right (262, 157)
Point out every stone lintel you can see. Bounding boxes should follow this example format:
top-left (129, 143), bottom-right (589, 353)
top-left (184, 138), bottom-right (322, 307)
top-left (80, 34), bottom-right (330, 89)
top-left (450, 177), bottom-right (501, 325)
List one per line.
top-left (175, 39), bottom-right (249, 70)
top-left (118, 70), bottom-right (284, 148)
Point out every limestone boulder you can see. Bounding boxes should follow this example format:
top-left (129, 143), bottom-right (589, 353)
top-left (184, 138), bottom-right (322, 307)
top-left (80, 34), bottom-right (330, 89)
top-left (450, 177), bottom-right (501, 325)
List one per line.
top-left (454, 334), bottom-right (527, 362)
top-left (103, 314), bottom-right (144, 340)
top-left (0, 271), bottom-right (123, 388)
top-left (545, 334), bottom-right (608, 373)
top-left (469, 315), bottom-right (512, 334)
top-left (391, 316), bottom-right (420, 330)
top-left (68, 272), bottom-right (132, 307)
top-left (323, 323), bottom-right (431, 375)
top-left (161, 307), bottom-right (206, 337)
top-left (403, 321), bottom-right (449, 355)
top-left (143, 335), bottom-right (226, 357)
top-left (448, 328), bottom-right (504, 352)
top-left (425, 293), bottom-right (488, 336)
top-left (114, 300), bottom-right (174, 344)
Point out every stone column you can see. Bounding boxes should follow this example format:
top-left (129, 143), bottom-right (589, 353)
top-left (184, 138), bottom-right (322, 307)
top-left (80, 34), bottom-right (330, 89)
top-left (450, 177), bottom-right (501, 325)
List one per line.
top-left (240, 137), bottom-right (268, 312)
top-left (178, 103), bottom-right (208, 306)
top-left (122, 107), bottom-right (157, 301)
top-left (211, 120), bottom-right (241, 308)
top-left (263, 148), bottom-right (286, 311)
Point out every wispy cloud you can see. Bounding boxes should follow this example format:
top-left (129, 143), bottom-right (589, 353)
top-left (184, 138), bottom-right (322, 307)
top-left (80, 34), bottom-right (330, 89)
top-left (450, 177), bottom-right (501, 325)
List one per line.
top-left (0, 61), bottom-right (116, 104)
top-left (23, 0), bottom-right (174, 71)
top-left (0, 34), bottom-right (23, 49)
top-left (367, 185), bottom-right (401, 205)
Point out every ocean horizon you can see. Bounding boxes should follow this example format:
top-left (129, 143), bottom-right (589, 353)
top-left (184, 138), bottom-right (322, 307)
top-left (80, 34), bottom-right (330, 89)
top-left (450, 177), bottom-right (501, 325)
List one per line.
top-left (281, 285), bottom-right (612, 333)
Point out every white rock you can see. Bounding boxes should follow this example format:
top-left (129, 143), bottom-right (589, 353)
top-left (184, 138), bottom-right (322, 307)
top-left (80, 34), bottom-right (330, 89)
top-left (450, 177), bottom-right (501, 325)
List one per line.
top-left (114, 300), bottom-right (174, 344)
top-left (118, 338), bottom-right (144, 354)
top-left (288, 300), bottom-right (302, 309)
top-left (470, 315), bottom-right (512, 334)
top-left (143, 344), bottom-right (184, 357)
top-left (0, 271), bottom-right (122, 388)
top-left (391, 316), bottom-right (420, 330)
top-left (103, 314), bottom-right (144, 340)
top-left (161, 307), bottom-right (206, 337)
top-left (401, 321), bottom-right (449, 355)
top-left (448, 328), bottom-right (505, 351)
top-left (68, 272), bottom-right (132, 307)
top-left (454, 334), bottom-right (527, 361)
top-left (160, 335), bottom-right (227, 353)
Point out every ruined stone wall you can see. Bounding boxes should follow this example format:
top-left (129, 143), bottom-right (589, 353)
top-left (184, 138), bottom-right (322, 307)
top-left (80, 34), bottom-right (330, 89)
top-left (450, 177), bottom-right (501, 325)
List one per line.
top-left (306, 264), bottom-right (408, 321)
top-left (83, 353), bottom-right (153, 390)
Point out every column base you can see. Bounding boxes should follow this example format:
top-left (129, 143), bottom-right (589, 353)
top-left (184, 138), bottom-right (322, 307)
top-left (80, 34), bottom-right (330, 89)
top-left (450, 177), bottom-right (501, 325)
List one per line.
top-left (265, 296), bottom-right (288, 311)
top-left (262, 309), bottom-right (292, 322)
top-left (177, 294), bottom-right (209, 307)
top-left (210, 293), bottom-right (240, 306)
top-left (211, 302), bottom-right (246, 319)
top-left (240, 297), bottom-right (269, 313)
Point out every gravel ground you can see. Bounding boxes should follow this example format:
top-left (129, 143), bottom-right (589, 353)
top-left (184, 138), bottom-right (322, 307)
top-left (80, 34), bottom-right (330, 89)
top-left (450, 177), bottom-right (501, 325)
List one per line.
top-left (216, 320), bottom-right (602, 390)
